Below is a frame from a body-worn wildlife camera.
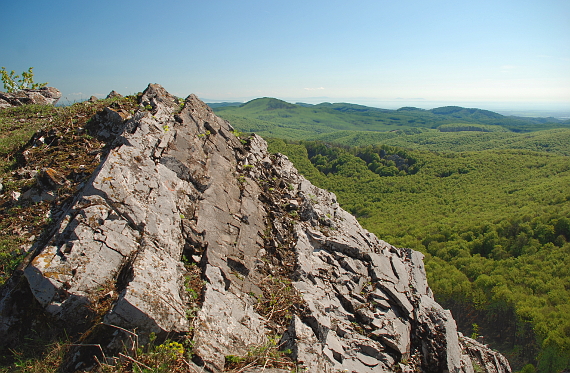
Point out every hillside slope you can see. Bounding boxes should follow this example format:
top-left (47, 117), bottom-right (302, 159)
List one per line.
top-left (214, 98), bottom-right (570, 140)
top-left (215, 97), bottom-right (570, 372)
top-left (313, 127), bottom-right (570, 155)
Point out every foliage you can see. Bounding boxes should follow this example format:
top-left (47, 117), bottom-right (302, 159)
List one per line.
top-left (302, 141), bottom-right (420, 177)
top-left (223, 334), bottom-right (298, 372)
top-left (315, 128), bottom-right (570, 156)
top-left (437, 123), bottom-right (510, 132)
top-left (206, 101), bottom-right (242, 109)
top-left (0, 333), bottom-right (197, 373)
top-left (520, 364), bottom-right (537, 373)
top-left (1, 67), bottom-right (47, 93)
top-left (0, 339), bottom-right (70, 373)
top-left (95, 332), bottom-right (195, 373)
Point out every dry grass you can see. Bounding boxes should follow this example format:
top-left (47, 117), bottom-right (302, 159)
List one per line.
top-left (252, 275), bottom-right (307, 331)
top-left (0, 339), bottom-right (71, 373)
top-left (223, 335), bottom-right (299, 373)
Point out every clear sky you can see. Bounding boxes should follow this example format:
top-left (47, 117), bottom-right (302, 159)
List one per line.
top-left (1, 0), bottom-right (569, 112)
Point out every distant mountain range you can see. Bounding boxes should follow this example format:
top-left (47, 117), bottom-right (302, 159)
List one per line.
top-left (211, 97), bottom-right (570, 136)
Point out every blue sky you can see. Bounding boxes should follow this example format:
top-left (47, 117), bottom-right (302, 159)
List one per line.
top-left (1, 0), bottom-right (569, 112)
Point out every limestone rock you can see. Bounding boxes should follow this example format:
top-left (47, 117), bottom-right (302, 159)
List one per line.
top-left (86, 106), bottom-right (132, 140)
top-left (106, 90), bottom-right (122, 99)
top-left (0, 87), bottom-right (61, 108)
top-left (0, 84), bottom-right (511, 373)
top-left (460, 334), bottom-right (512, 373)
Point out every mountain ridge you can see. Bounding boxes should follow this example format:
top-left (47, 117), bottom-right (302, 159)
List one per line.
top-left (213, 98), bottom-right (570, 139)
top-left (214, 97), bottom-right (570, 124)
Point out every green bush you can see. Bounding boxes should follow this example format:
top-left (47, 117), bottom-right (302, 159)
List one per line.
top-left (1, 67), bottom-right (47, 93)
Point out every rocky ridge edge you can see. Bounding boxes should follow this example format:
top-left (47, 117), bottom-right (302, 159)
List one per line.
top-left (0, 84), bottom-right (511, 373)
top-left (0, 87), bottom-right (62, 108)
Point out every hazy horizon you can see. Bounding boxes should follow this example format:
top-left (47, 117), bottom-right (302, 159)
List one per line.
top-left (200, 96), bottom-right (570, 118)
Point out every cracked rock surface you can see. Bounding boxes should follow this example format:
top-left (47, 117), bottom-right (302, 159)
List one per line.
top-left (0, 84), bottom-right (511, 373)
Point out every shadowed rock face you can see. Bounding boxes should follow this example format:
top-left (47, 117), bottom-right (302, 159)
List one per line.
top-left (0, 84), bottom-right (512, 373)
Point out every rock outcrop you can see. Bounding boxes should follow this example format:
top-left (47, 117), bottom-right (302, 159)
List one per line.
top-left (0, 84), bottom-right (511, 373)
top-left (460, 334), bottom-right (512, 373)
top-left (0, 87), bottom-right (62, 108)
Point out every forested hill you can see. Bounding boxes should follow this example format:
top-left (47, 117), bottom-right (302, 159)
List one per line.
top-left (213, 98), bottom-right (570, 137)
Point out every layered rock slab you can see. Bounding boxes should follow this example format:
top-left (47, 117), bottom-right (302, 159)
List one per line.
top-left (0, 84), bottom-right (511, 373)
top-left (0, 87), bottom-right (61, 108)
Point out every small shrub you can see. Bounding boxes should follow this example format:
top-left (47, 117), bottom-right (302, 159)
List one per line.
top-left (156, 341), bottom-right (185, 357)
top-left (1, 67), bottom-right (47, 93)
top-left (471, 323), bottom-right (479, 339)
top-left (520, 363), bottom-right (536, 373)
top-left (225, 354), bottom-right (246, 364)
top-left (223, 335), bottom-right (297, 372)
